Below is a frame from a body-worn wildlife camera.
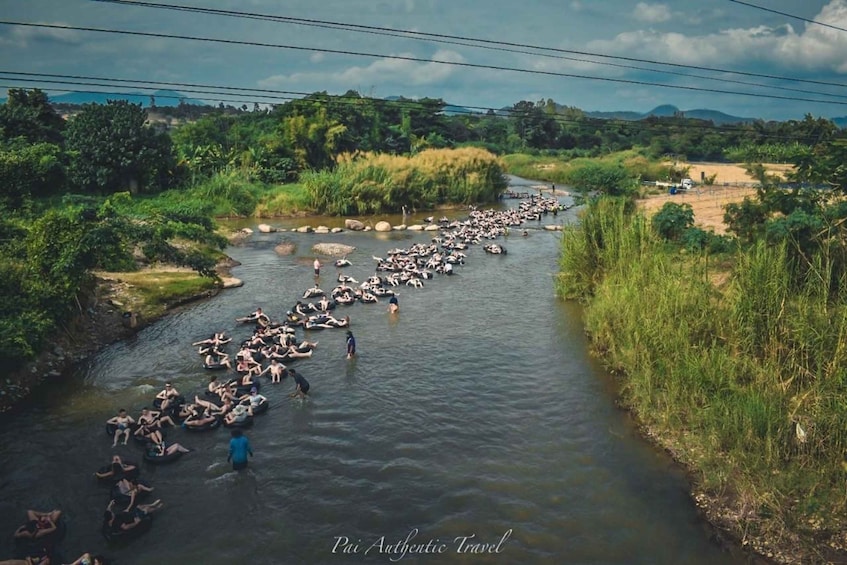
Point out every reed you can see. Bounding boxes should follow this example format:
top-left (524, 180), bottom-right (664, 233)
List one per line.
top-left (559, 196), bottom-right (847, 553)
top-left (303, 148), bottom-right (507, 215)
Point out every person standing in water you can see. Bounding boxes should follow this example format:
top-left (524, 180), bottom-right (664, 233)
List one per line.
top-left (227, 429), bottom-right (253, 471)
top-left (388, 295), bottom-right (399, 314)
top-left (289, 368), bottom-right (310, 399)
top-left (313, 257), bottom-right (321, 277)
top-left (346, 330), bottom-right (356, 359)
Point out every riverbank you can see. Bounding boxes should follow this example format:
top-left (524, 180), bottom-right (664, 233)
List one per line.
top-left (559, 198), bottom-right (847, 565)
top-left (0, 258), bottom-right (237, 414)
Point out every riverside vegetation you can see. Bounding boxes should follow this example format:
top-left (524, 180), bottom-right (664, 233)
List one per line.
top-left (557, 162), bottom-right (847, 561)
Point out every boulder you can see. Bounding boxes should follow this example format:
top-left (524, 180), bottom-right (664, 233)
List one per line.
top-left (314, 226), bottom-right (330, 234)
top-left (364, 226), bottom-right (373, 232)
top-left (392, 224), bottom-right (407, 231)
top-left (345, 219), bottom-right (365, 231)
top-left (374, 221), bottom-right (392, 232)
top-left (257, 224), bottom-right (276, 233)
top-left (312, 243), bottom-right (356, 256)
top-left (220, 277), bottom-right (244, 289)
top-left (241, 228), bottom-right (254, 234)
top-left (296, 225), bottom-right (313, 233)
top-left (274, 242), bottom-right (296, 255)
top-left (331, 227), bottom-right (343, 234)
top-left (544, 225), bottom-right (562, 231)
top-left (424, 225), bottom-right (440, 231)
top-left (407, 224), bottom-right (424, 231)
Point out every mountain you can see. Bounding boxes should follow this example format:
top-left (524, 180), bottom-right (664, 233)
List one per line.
top-left (586, 104), bottom-right (756, 125)
top-left (46, 89), bottom-right (207, 107)
top-left (831, 116), bottom-right (847, 129)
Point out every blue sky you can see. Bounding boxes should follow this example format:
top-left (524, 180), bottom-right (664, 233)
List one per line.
top-left (1, 0), bottom-right (846, 120)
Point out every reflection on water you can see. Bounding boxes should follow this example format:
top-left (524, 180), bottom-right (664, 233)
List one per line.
top-left (0, 191), bottom-right (747, 564)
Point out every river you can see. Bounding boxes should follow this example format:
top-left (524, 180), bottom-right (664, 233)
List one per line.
top-left (0, 183), bottom-right (750, 564)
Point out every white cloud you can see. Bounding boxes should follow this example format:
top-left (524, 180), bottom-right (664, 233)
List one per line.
top-left (633, 2), bottom-right (672, 23)
top-left (590, 0), bottom-right (847, 74)
top-left (310, 52), bottom-right (325, 63)
top-left (258, 49), bottom-right (465, 89)
top-left (570, 1), bottom-right (582, 12)
top-left (5, 23), bottom-right (82, 47)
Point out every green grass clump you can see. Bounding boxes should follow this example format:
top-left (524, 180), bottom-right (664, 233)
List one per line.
top-left (303, 147), bottom-right (508, 215)
top-left (559, 197), bottom-right (847, 553)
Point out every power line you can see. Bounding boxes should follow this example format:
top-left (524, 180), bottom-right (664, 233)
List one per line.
top-left (82, 0), bottom-right (847, 102)
top-left (1, 74), bottom-right (834, 144)
top-left (91, 0), bottom-right (847, 91)
top-left (3, 20), bottom-right (847, 109)
top-left (727, 0), bottom-right (847, 34)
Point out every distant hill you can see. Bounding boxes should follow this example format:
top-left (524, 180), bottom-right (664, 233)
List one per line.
top-left (586, 104), bottom-right (757, 125)
top-left (832, 116), bottom-right (847, 129)
top-left (46, 89), bottom-right (207, 107)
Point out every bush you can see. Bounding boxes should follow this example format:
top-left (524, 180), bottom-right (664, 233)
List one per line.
top-left (652, 202), bottom-right (694, 241)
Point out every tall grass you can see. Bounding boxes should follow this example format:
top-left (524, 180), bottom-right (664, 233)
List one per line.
top-left (302, 148), bottom-right (507, 215)
top-left (503, 149), bottom-right (672, 185)
top-left (253, 183), bottom-right (312, 217)
top-left (560, 197), bottom-right (847, 552)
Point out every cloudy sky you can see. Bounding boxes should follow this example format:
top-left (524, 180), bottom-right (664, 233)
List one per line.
top-left (1, 0), bottom-right (846, 120)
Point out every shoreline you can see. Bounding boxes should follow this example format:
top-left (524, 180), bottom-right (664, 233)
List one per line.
top-left (0, 198), bottom-right (818, 563)
top-left (0, 257), bottom-right (239, 415)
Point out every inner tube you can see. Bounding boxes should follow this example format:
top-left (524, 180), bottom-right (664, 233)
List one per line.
top-left (223, 415), bottom-right (254, 428)
top-left (203, 363), bottom-right (228, 371)
top-left (106, 422), bottom-right (135, 437)
top-left (152, 395), bottom-right (185, 410)
top-left (183, 416), bottom-right (222, 432)
top-left (132, 427), bottom-right (166, 446)
top-left (14, 518), bottom-right (66, 554)
top-left (250, 401), bottom-right (269, 416)
top-left (96, 462), bottom-right (140, 483)
top-left (143, 449), bottom-right (184, 465)
top-left (102, 513), bottom-right (153, 544)
top-left (109, 479), bottom-right (153, 504)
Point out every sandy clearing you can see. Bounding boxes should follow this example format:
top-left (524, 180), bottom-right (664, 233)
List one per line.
top-left (638, 162), bottom-right (790, 234)
top-left (638, 186), bottom-right (757, 235)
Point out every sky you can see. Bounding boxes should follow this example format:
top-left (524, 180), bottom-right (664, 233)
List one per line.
top-left (1, 0), bottom-right (846, 120)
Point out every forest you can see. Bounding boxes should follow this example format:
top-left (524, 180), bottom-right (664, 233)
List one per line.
top-left (1, 87), bottom-right (845, 369)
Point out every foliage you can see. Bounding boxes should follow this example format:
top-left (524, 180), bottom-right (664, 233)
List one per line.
top-left (303, 148), bottom-right (507, 215)
top-left (253, 183), bottom-right (312, 217)
top-left (723, 141), bottom-right (811, 163)
top-left (0, 88), bottom-right (65, 145)
top-left (0, 143), bottom-right (65, 208)
top-left (65, 101), bottom-right (176, 194)
top-left (563, 159), bottom-right (639, 197)
top-left (559, 197), bottom-right (847, 551)
top-left (651, 202), bottom-right (694, 241)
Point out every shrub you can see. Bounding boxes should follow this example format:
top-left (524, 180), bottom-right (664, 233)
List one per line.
top-left (652, 202), bottom-right (694, 241)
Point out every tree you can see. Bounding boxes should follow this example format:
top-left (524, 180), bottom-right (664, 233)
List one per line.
top-left (0, 142), bottom-right (65, 208)
top-left (280, 106), bottom-right (347, 171)
top-left (0, 88), bottom-right (65, 145)
top-left (65, 101), bottom-right (176, 194)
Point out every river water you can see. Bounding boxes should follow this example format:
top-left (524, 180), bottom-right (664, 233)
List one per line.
top-left (0, 184), bottom-right (749, 564)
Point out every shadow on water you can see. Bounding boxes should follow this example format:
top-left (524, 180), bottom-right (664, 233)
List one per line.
top-left (0, 187), bottom-right (753, 564)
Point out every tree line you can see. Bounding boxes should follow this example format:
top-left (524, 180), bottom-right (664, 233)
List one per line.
top-left (1, 86), bottom-right (846, 369)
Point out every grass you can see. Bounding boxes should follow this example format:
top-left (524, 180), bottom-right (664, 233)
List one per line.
top-left (503, 150), bottom-right (680, 185)
top-left (99, 269), bottom-right (218, 319)
top-left (303, 147), bottom-right (508, 215)
top-left (559, 197), bottom-right (847, 560)
top-left (253, 182), bottom-right (312, 217)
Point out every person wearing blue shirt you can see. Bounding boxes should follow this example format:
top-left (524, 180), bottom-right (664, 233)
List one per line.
top-left (227, 429), bottom-right (253, 471)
